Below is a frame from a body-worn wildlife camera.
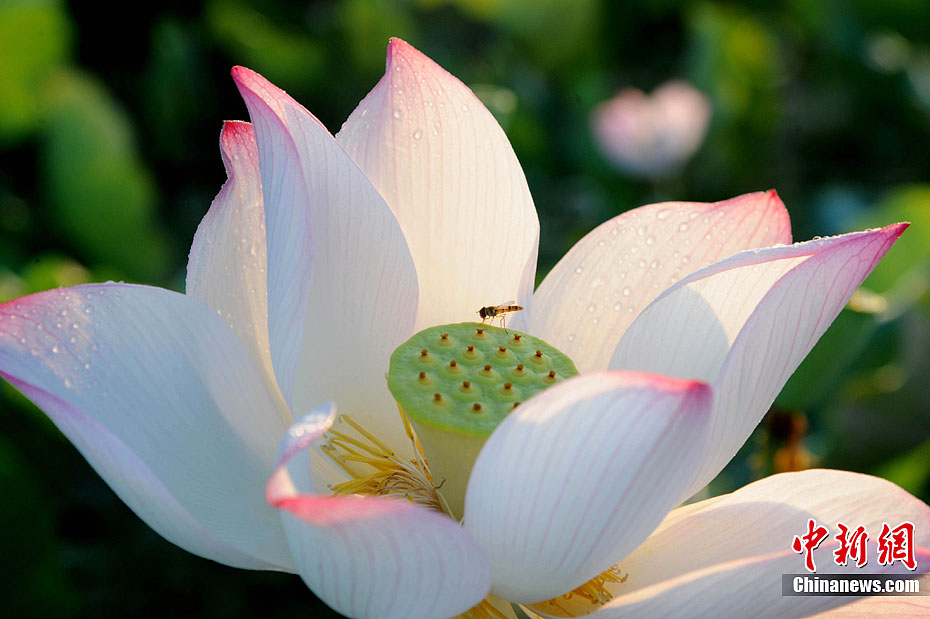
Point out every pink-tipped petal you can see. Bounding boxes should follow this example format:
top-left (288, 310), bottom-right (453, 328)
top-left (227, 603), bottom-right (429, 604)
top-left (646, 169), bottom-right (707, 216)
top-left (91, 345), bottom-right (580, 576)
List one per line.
top-left (464, 371), bottom-right (712, 603)
top-left (186, 121), bottom-right (287, 418)
top-left (610, 224), bottom-right (907, 499)
top-left (532, 191), bottom-right (791, 371)
top-left (268, 405), bottom-right (491, 619)
top-left (0, 284), bottom-right (293, 568)
top-left (336, 38), bottom-right (539, 330)
top-left (232, 67), bottom-right (419, 455)
top-left (562, 470), bottom-right (930, 618)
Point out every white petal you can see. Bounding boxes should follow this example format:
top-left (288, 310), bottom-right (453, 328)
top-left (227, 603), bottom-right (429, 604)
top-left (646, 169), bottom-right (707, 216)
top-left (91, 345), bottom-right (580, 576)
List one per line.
top-left (610, 225), bottom-right (907, 499)
top-left (186, 121), bottom-right (286, 412)
top-left (336, 38), bottom-right (539, 331)
top-left (268, 405), bottom-right (491, 619)
top-left (565, 470), bottom-right (930, 619)
top-left (0, 284), bottom-right (294, 568)
top-left (531, 191), bottom-right (791, 372)
top-left (233, 67), bottom-right (420, 455)
top-left (464, 371), bottom-right (712, 603)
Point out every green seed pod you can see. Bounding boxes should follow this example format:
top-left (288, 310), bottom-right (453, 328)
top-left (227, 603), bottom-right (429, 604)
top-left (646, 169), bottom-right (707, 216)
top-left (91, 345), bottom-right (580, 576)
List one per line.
top-left (388, 322), bottom-right (578, 516)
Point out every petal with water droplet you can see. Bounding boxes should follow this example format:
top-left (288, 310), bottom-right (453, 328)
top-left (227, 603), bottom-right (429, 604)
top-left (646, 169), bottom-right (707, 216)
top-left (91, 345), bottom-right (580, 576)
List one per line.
top-left (0, 284), bottom-right (294, 569)
top-left (232, 66), bottom-right (420, 456)
top-left (187, 121), bottom-right (285, 410)
top-left (336, 38), bottom-right (539, 330)
top-left (532, 191), bottom-right (791, 372)
top-left (610, 224), bottom-right (907, 499)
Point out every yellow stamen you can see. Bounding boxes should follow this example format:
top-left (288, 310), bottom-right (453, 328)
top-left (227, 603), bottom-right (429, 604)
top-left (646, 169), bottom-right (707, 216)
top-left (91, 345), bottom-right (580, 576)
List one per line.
top-left (531, 566), bottom-right (628, 617)
top-left (322, 409), bottom-right (452, 515)
top-left (457, 597), bottom-right (513, 619)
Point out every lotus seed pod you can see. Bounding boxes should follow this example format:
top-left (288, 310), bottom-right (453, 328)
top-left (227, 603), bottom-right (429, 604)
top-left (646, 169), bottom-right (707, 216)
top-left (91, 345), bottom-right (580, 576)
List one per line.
top-left (388, 322), bottom-right (578, 517)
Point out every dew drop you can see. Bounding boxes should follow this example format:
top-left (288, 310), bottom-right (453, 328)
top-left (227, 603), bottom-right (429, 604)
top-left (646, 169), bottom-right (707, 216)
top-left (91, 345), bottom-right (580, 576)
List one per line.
top-left (645, 235), bottom-right (655, 246)
top-left (637, 226), bottom-right (646, 236)
top-left (64, 378), bottom-right (73, 389)
top-left (622, 287), bottom-right (631, 297)
top-left (393, 109), bottom-right (402, 119)
top-left (613, 303), bottom-right (622, 311)
top-left (51, 345), bottom-right (59, 354)
top-left (575, 266), bottom-right (584, 274)
top-left (678, 223), bottom-right (689, 232)
top-left (567, 333), bottom-right (576, 342)
top-left (587, 304), bottom-right (596, 313)
top-left (656, 208), bottom-right (671, 220)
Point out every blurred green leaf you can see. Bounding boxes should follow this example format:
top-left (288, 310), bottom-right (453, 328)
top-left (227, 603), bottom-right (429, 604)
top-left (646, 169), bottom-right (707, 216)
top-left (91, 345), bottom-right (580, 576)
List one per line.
top-left (423, 0), bottom-right (599, 69)
top-left (776, 307), bottom-right (878, 411)
top-left (21, 253), bottom-right (90, 292)
top-left (340, 0), bottom-right (417, 77)
top-left (686, 3), bottom-right (783, 187)
top-left (0, 0), bottom-right (71, 142)
top-left (0, 435), bottom-right (78, 616)
top-left (206, 0), bottom-right (324, 89)
top-left (855, 185), bottom-right (930, 308)
top-left (40, 69), bottom-right (171, 280)
top-left (873, 433), bottom-right (930, 497)
top-left (143, 19), bottom-right (210, 160)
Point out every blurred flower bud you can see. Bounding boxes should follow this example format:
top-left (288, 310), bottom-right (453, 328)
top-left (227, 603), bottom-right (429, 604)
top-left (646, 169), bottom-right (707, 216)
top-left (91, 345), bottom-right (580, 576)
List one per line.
top-left (591, 80), bottom-right (712, 178)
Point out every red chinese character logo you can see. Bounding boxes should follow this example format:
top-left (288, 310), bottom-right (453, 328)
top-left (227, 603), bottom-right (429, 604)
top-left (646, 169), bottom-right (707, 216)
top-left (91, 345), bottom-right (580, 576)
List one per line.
top-left (833, 521), bottom-right (869, 567)
top-left (792, 518), bottom-right (829, 572)
top-left (877, 521), bottom-right (917, 570)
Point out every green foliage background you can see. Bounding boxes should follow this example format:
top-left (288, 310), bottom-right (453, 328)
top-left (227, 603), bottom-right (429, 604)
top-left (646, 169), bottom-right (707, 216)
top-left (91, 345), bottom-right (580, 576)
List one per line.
top-left (1, 0), bottom-right (928, 616)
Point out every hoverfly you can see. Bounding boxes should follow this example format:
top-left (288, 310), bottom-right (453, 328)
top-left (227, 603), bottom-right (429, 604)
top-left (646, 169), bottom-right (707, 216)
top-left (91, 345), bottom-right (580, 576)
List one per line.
top-left (477, 301), bottom-right (523, 328)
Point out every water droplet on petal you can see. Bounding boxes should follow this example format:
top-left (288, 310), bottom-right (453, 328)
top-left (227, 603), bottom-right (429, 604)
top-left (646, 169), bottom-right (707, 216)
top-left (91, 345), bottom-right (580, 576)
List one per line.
top-left (413, 129), bottom-right (422, 140)
top-left (622, 287), bottom-right (631, 297)
top-left (575, 266), bottom-right (584, 274)
top-left (587, 304), bottom-right (596, 313)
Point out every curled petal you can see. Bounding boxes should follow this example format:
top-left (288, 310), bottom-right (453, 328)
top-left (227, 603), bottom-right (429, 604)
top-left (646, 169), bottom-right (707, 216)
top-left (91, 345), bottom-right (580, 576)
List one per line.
top-left (233, 66), bottom-right (419, 456)
top-left (610, 224), bottom-right (907, 499)
top-left (0, 284), bottom-right (293, 568)
top-left (187, 121), bottom-right (286, 414)
top-left (532, 191), bottom-right (791, 371)
top-left (560, 470), bottom-right (930, 618)
top-left (268, 404), bottom-right (491, 619)
top-left (464, 371), bottom-right (712, 603)
top-left (337, 38), bottom-right (539, 330)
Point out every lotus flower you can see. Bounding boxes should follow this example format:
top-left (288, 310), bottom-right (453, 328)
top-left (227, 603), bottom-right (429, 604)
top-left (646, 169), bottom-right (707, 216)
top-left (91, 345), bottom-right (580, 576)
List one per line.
top-left (591, 80), bottom-right (711, 178)
top-left (1, 39), bottom-right (927, 619)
